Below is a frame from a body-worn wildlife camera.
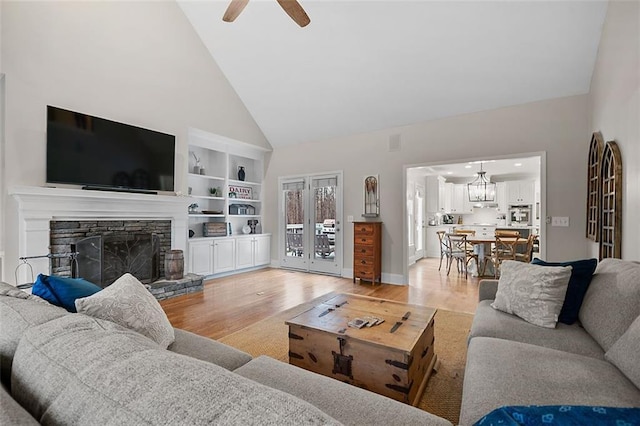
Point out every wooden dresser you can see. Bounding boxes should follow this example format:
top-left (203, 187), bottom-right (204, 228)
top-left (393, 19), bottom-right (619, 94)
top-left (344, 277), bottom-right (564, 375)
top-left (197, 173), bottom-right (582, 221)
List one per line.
top-left (353, 221), bottom-right (382, 284)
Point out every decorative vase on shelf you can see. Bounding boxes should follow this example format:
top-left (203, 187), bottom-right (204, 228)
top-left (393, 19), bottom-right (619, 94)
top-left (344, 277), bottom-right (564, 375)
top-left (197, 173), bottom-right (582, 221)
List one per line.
top-left (238, 166), bottom-right (246, 181)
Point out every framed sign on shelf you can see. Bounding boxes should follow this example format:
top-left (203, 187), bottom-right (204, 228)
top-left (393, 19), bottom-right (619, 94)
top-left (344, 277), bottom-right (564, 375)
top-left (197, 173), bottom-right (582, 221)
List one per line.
top-left (228, 185), bottom-right (253, 200)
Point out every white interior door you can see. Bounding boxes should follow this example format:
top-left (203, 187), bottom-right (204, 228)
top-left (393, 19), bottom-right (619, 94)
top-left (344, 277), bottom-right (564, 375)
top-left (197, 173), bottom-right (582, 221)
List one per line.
top-left (279, 172), bottom-right (343, 276)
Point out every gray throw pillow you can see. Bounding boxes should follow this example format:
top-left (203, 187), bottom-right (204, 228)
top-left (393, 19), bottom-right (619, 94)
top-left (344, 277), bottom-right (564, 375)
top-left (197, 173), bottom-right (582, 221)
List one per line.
top-left (605, 314), bottom-right (640, 389)
top-left (75, 273), bottom-right (175, 348)
top-left (491, 260), bottom-right (572, 328)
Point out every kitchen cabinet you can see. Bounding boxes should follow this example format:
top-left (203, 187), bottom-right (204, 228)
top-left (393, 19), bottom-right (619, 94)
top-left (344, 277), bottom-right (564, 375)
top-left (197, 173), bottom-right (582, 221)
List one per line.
top-left (235, 234), bottom-right (271, 270)
top-left (451, 184), bottom-right (474, 214)
top-left (507, 181), bottom-right (535, 205)
top-left (426, 225), bottom-right (452, 258)
top-left (426, 176), bottom-right (447, 213)
top-left (442, 182), bottom-right (455, 213)
top-left (496, 182), bottom-right (508, 214)
top-left (466, 225), bottom-right (496, 238)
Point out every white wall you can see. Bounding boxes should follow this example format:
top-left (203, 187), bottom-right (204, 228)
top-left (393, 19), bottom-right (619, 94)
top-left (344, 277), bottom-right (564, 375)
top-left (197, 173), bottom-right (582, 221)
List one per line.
top-left (588, 0), bottom-right (640, 261)
top-left (1, 1), bottom-right (270, 281)
top-left (264, 95), bottom-right (590, 279)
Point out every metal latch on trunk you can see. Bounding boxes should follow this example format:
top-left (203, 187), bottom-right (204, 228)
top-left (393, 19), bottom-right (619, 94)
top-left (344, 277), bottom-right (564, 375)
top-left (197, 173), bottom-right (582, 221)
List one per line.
top-left (332, 337), bottom-right (353, 379)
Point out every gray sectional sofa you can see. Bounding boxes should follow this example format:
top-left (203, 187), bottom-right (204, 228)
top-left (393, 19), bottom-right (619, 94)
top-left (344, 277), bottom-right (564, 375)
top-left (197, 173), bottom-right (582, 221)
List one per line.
top-left (0, 282), bottom-right (451, 425)
top-left (460, 258), bottom-right (640, 425)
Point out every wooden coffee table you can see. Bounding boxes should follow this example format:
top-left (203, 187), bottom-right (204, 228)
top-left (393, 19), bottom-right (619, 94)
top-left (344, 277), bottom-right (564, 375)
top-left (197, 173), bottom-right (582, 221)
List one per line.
top-left (286, 293), bottom-right (437, 406)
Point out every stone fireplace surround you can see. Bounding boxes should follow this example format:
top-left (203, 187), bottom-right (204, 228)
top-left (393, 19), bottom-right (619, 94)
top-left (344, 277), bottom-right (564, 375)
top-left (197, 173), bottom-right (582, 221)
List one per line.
top-left (10, 186), bottom-right (191, 287)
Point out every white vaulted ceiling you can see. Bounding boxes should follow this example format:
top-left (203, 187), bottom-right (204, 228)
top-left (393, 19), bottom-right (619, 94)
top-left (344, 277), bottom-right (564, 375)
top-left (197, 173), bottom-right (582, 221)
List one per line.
top-left (178, 0), bottom-right (608, 147)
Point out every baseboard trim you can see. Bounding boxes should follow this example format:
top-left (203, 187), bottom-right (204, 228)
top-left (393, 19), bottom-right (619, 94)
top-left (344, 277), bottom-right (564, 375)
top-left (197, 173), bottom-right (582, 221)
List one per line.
top-left (342, 268), bottom-right (406, 286)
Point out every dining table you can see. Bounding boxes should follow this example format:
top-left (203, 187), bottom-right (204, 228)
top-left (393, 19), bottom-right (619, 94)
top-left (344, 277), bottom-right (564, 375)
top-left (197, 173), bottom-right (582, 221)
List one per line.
top-left (466, 236), bottom-right (527, 277)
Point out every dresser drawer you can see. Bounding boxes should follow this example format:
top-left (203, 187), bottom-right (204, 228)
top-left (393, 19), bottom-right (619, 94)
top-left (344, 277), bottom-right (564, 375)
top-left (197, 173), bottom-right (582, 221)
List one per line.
top-left (354, 269), bottom-right (375, 281)
top-left (354, 224), bottom-right (375, 235)
top-left (355, 235), bottom-right (376, 245)
top-left (354, 256), bottom-right (376, 268)
top-left (354, 245), bottom-right (375, 257)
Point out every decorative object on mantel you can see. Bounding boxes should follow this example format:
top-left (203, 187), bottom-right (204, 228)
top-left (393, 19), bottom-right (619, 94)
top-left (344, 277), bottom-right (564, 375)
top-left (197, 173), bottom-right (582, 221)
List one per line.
top-left (164, 250), bottom-right (184, 281)
top-left (468, 162), bottom-right (496, 202)
top-left (599, 140), bottom-right (623, 260)
top-left (188, 203), bottom-right (199, 214)
top-left (586, 131), bottom-right (604, 241)
top-left (237, 166), bottom-right (246, 181)
top-left (363, 175), bottom-right (380, 217)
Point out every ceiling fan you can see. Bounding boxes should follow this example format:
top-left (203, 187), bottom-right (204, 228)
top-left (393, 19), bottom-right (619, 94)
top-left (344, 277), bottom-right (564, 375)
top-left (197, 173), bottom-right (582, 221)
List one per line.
top-left (223, 0), bottom-right (311, 27)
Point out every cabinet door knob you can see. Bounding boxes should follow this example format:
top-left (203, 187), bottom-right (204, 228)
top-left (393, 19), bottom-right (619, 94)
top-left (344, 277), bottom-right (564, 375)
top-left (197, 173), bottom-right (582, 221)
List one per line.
top-left (361, 249), bottom-right (366, 253)
top-left (361, 238), bottom-right (366, 242)
top-left (361, 260), bottom-right (366, 264)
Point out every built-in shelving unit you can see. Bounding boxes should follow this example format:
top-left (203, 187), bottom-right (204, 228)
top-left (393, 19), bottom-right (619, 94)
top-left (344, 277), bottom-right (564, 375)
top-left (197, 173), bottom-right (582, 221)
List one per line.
top-left (186, 128), bottom-right (271, 277)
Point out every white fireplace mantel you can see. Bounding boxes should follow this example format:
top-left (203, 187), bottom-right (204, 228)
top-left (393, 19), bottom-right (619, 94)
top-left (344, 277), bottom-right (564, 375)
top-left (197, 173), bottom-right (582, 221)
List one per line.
top-left (10, 185), bottom-right (191, 282)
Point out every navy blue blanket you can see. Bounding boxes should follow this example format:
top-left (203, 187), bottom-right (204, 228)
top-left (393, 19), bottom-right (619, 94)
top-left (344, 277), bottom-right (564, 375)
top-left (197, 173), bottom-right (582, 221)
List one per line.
top-left (475, 405), bottom-right (640, 425)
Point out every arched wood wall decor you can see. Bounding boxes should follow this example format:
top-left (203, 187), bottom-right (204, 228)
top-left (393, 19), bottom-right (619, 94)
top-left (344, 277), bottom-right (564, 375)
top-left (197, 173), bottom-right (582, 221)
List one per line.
top-left (586, 132), bottom-right (604, 241)
top-left (599, 141), bottom-right (623, 260)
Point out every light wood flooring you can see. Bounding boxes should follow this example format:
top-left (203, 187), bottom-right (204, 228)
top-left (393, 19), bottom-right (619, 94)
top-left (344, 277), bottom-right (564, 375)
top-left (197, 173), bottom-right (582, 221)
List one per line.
top-left (161, 257), bottom-right (480, 340)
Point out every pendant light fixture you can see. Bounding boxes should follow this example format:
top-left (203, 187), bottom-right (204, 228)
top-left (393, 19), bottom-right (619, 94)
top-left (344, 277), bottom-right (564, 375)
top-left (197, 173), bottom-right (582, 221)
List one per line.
top-left (467, 162), bottom-right (496, 202)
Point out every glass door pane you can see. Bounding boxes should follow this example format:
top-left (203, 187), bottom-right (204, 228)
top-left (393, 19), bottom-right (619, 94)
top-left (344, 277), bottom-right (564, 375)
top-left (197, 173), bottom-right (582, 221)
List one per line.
top-left (310, 175), bottom-right (342, 275)
top-left (280, 179), bottom-right (308, 270)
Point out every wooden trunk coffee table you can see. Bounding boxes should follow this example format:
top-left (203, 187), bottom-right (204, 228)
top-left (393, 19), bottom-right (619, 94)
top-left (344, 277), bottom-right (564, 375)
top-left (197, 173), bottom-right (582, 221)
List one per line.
top-left (286, 293), bottom-right (437, 406)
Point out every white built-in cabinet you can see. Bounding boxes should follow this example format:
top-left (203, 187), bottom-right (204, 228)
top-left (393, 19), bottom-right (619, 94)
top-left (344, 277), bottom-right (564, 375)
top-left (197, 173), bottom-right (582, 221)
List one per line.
top-left (188, 240), bottom-right (213, 276)
top-left (235, 234), bottom-right (271, 270)
top-left (507, 181), bottom-right (535, 205)
top-left (213, 238), bottom-right (236, 274)
top-left (495, 182), bottom-right (508, 214)
top-left (450, 184), bottom-right (474, 214)
top-left (186, 129), bottom-right (271, 277)
top-left (426, 176), bottom-right (447, 213)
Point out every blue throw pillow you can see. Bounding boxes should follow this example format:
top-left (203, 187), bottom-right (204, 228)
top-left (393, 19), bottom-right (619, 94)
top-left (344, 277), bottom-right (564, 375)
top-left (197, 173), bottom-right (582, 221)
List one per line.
top-left (32, 274), bottom-right (102, 313)
top-left (475, 405), bottom-right (640, 426)
top-left (531, 258), bottom-right (598, 325)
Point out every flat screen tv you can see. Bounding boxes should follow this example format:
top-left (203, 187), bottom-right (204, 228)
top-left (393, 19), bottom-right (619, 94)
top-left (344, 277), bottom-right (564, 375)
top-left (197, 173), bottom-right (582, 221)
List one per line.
top-left (47, 106), bottom-right (175, 193)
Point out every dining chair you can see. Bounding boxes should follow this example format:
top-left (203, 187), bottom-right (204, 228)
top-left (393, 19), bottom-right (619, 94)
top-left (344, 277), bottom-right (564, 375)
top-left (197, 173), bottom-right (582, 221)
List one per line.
top-left (453, 229), bottom-right (476, 236)
top-left (446, 233), bottom-right (478, 279)
top-left (515, 234), bottom-right (537, 263)
top-left (492, 235), bottom-right (520, 277)
top-left (495, 229), bottom-right (521, 238)
top-left (436, 231), bottom-right (451, 271)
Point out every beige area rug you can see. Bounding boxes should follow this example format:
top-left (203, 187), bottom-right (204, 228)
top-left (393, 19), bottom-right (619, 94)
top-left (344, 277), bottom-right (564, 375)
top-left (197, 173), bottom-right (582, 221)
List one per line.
top-left (219, 292), bottom-right (473, 425)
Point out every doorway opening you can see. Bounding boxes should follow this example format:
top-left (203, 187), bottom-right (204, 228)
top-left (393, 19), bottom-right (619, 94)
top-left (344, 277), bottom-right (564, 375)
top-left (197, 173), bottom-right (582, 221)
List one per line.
top-left (404, 152), bottom-right (546, 283)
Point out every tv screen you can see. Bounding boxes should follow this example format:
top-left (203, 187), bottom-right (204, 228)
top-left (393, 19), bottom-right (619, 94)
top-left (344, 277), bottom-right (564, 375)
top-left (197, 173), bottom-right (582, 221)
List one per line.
top-left (47, 106), bottom-right (175, 192)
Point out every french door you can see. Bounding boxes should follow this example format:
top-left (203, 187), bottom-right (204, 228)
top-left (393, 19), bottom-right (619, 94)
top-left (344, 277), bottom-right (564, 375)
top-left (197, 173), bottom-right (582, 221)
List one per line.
top-left (279, 172), bottom-right (343, 276)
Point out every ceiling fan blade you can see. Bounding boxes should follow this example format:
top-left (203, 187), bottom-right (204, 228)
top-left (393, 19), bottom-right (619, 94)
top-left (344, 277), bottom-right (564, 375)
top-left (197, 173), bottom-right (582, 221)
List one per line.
top-left (223, 0), bottom-right (249, 23)
top-left (276, 0), bottom-right (311, 27)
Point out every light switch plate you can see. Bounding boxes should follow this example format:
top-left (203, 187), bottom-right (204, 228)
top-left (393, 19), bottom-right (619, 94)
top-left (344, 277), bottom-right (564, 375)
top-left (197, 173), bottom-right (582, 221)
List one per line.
top-left (551, 216), bottom-right (570, 227)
